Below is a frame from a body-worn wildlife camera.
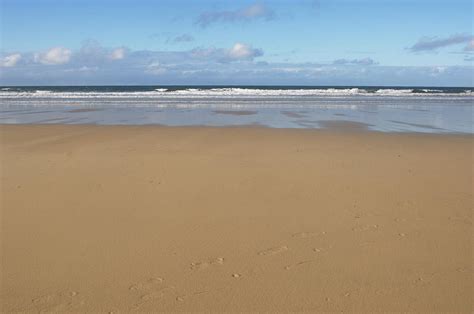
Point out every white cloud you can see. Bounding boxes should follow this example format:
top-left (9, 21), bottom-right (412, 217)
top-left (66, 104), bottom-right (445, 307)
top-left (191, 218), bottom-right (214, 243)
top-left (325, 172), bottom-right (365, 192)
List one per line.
top-left (109, 47), bottom-right (127, 60)
top-left (464, 40), bottom-right (474, 52)
top-left (409, 34), bottom-right (473, 52)
top-left (333, 58), bottom-right (377, 65)
top-left (430, 66), bottom-right (447, 76)
top-left (1, 53), bottom-right (22, 67)
top-left (2, 40), bottom-right (471, 86)
top-left (191, 42), bottom-right (263, 62)
top-left (169, 34), bottom-right (194, 43)
top-left (64, 66), bottom-right (99, 73)
top-left (241, 3), bottom-right (269, 18)
top-left (146, 61), bottom-right (166, 75)
top-left (196, 2), bottom-right (274, 27)
top-left (188, 48), bottom-right (210, 58)
top-left (228, 43), bottom-right (258, 59)
top-left (35, 47), bottom-right (72, 65)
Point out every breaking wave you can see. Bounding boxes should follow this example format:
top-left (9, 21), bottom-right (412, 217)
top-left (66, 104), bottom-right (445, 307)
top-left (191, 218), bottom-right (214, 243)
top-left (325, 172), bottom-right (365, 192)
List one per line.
top-left (0, 87), bottom-right (472, 98)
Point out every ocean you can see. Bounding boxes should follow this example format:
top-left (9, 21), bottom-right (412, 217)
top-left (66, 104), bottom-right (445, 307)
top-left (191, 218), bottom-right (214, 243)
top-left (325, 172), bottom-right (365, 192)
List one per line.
top-left (1, 85), bottom-right (472, 133)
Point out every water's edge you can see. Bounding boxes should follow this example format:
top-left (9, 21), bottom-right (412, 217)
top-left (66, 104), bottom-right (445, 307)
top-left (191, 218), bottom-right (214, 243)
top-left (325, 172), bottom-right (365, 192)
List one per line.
top-left (1, 86), bottom-right (472, 134)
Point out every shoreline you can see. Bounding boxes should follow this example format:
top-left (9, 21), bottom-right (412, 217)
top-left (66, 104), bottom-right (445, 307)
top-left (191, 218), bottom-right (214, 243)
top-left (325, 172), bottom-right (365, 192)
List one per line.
top-left (1, 93), bottom-right (472, 134)
top-left (1, 124), bottom-right (472, 312)
top-left (1, 122), bottom-right (472, 136)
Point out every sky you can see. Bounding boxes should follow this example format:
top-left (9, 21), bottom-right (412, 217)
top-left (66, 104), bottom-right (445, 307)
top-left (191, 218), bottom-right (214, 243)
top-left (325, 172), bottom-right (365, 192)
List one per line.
top-left (0, 0), bottom-right (473, 86)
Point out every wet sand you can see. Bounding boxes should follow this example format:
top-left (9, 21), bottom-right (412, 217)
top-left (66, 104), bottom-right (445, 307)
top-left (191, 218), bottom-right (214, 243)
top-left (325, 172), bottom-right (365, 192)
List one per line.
top-left (1, 124), bottom-right (472, 312)
top-left (68, 108), bottom-right (103, 113)
top-left (213, 110), bottom-right (258, 115)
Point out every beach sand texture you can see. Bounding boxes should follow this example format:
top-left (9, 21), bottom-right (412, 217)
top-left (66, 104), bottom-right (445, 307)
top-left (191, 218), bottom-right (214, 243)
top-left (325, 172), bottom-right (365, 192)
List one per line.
top-left (1, 125), bottom-right (472, 312)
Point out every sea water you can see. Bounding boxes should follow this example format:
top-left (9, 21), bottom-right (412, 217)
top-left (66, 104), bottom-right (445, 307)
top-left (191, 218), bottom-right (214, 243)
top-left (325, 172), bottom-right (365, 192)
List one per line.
top-left (0, 85), bottom-right (472, 133)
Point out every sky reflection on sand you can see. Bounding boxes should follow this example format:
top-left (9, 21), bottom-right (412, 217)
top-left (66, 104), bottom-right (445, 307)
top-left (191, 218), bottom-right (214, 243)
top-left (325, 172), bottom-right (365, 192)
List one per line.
top-left (0, 101), bottom-right (471, 134)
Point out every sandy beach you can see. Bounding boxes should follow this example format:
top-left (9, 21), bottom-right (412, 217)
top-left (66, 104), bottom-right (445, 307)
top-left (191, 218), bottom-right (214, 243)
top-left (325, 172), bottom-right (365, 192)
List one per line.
top-left (0, 124), bottom-right (472, 313)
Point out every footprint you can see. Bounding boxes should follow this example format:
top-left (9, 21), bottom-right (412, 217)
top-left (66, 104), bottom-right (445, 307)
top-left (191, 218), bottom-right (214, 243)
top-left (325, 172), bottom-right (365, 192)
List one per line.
top-left (359, 241), bottom-right (375, 247)
top-left (413, 277), bottom-right (428, 286)
top-left (448, 216), bottom-right (472, 225)
top-left (32, 291), bottom-right (79, 304)
top-left (132, 288), bottom-right (176, 310)
top-left (394, 217), bottom-right (407, 223)
top-left (313, 246), bottom-right (332, 254)
top-left (292, 231), bottom-right (326, 238)
top-left (341, 288), bottom-right (361, 298)
top-left (175, 285), bottom-right (231, 303)
top-left (140, 287), bottom-right (175, 302)
top-left (258, 246), bottom-right (288, 256)
top-left (29, 291), bottom-right (84, 313)
top-left (129, 277), bottom-right (164, 291)
top-left (352, 224), bottom-right (379, 232)
top-left (190, 257), bottom-right (225, 270)
top-left (176, 290), bottom-right (209, 302)
top-left (129, 277), bottom-right (174, 310)
top-left (284, 260), bottom-right (316, 270)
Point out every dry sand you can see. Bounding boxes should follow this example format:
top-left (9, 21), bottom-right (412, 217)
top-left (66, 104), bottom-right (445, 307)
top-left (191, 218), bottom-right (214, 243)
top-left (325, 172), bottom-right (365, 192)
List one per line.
top-left (0, 124), bottom-right (472, 313)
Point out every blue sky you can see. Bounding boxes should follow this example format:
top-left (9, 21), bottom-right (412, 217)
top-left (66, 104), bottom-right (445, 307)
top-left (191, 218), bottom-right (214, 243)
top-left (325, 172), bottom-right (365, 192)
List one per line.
top-left (1, 0), bottom-right (473, 86)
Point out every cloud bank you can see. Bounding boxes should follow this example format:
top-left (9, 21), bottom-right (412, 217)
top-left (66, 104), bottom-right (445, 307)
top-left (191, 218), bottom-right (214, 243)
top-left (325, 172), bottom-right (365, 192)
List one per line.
top-left (1, 41), bottom-right (472, 86)
top-left (333, 58), bottom-right (378, 65)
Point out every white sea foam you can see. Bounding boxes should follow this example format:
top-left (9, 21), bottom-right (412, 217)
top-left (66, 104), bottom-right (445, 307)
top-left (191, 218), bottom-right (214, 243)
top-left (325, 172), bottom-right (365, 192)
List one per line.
top-left (374, 89), bottom-right (413, 95)
top-left (33, 90), bottom-right (53, 95)
top-left (0, 87), bottom-right (472, 99)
